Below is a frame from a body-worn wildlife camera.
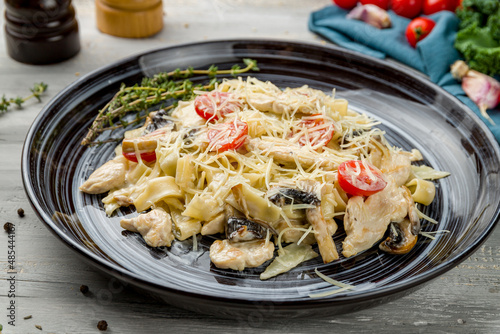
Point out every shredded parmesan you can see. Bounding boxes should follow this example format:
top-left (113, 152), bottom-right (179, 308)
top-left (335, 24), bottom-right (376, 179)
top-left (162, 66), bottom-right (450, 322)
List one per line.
top-left (86, 76), bottom-right (449, 281)
top-left (308, 268), bottom-right (355, 298)
top-left (415, 205), bottom-right (439, 225)
top-left (420, 230), bottom-right (450, 240)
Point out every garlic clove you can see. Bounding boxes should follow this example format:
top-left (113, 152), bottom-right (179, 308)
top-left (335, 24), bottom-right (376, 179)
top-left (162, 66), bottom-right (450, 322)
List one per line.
top-left (462, 72), bottom-right (500, 125)
top-left (451, 61), bottom-right (500, 126)
top-left (346, 4), bottom-right (391, 29)
top-left (450, 60), bottom-right (469, 81)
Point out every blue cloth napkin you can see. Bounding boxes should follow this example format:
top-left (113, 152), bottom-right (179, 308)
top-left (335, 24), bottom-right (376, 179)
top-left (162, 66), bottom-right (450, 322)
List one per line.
top-left (309, 5), bottom-right (500, 142)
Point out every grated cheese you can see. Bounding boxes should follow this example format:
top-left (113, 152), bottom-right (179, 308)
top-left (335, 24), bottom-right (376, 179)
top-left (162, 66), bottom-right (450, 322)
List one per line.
top-left (308, 268), bottom-right (355, 298)
top-left (90, 76), bottom-right (448, 282)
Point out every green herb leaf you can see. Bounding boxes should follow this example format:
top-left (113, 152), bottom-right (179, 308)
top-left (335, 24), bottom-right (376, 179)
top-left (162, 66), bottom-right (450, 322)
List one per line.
top-left (81, 60), bottom-right (258, 145)
top-left (0, 82), bottom-right (48, 115)
top-left (243, 58), bottom-right (260, 71)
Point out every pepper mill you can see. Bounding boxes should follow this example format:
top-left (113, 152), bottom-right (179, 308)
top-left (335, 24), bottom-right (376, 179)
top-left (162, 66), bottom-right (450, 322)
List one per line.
top-left (4, 0), bottom-right (80, 64)
top-left (95, 0), bottom-right (163, 38)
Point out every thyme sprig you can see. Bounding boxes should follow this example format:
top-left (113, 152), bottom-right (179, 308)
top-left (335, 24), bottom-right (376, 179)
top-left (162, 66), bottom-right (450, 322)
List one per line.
top-left (0, 82), bottom-right (48, 114)
top-left (81, 59), bottom-right (259, 146)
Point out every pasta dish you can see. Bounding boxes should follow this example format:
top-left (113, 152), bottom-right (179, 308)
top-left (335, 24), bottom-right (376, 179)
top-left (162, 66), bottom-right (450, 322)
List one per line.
top-left (80, 77), bottom-right (448, 280)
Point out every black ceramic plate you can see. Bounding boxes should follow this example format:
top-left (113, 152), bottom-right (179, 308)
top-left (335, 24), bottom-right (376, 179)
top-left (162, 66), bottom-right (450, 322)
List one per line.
top-left (22, 40), bottom-right (500, 318)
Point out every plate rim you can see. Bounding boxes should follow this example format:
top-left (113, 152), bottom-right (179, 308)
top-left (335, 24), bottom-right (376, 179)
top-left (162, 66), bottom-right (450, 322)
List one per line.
top-left (21, 38), bottom-right (500, 308)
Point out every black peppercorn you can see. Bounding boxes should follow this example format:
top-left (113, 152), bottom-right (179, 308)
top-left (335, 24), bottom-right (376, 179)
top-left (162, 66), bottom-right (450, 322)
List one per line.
top-left (80, 285), bottom-right (89, 295)
top-left (97, 320), bottom-right (108, 331)
top-left (3, 222), bottom-right (14, 233)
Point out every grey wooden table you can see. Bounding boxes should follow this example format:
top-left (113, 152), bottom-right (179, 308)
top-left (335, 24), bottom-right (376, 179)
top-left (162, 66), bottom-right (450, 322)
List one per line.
top-left (1, 1), bottom-right (499, 333)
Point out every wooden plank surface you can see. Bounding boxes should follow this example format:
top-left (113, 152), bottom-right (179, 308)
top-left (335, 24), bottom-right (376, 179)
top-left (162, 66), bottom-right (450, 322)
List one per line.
top-left (1, 1), bottom-right (499, 333)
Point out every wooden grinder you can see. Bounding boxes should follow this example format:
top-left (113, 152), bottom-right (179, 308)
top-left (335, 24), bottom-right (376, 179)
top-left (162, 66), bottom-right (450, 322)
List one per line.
top-left (95, 0), bottom-right (163, 38)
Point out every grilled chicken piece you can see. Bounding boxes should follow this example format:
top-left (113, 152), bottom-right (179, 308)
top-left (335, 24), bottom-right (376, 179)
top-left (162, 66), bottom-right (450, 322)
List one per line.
top-left (380, 152), bottom-right (412, 187)
top-left (247, 87), bottom-right (320, 115)
top-left (79, 156), bottom-right (128, 194)
top-left (342, 178), bottom-right (409, 258)
top-left (209, 239), bottom-right (274, 271)
top-left (171, 101), bottom-right (206, 128)
top-left (247, 138), bottom-right (337, 171)
top-left (246, 93), bottom-right (275, 113)
top-left (120, 208), bottom-right (174, 247)
top-left (113, 195), bottom-right (134, 207)
top-left (379, 187), bottom-right (421, 254)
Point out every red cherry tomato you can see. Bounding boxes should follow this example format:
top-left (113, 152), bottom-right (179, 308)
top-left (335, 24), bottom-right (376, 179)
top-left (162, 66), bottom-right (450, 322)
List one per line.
top-left (337, 160), bottom-right (387, 197)
top-left (422, 0), bottom-right (457, 14)
top-left (391, 0), bottom-right (423, 18)
top-left (208, 119), bottom-right (248, 152)
top-left (295, 114), bottom-right (335, 148)
top-left (122, 151), bottom-right (157, 163)
top-left (332, 0), bottom-right (359, 10)
top-left (405, 17), bottom-right (436, 48)
top-left (360, 0), bottom-right (390, 9)
top-left (194, 91), bottom-right (240, 122)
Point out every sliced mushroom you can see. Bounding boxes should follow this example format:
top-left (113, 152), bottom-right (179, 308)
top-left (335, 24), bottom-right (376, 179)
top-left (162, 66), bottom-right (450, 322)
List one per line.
top-left (181, 128), bottom-right (199, 146)
top-left (226, 217), bottom-right (268, 242)
top-left (268, 188), bottom-right (320, 206)
top-left (146, 109), bottom-right (175, 133)
top-left (379, 219), bottom-right (417, 254)
top-left (121, 127), bottom-right (170, 158)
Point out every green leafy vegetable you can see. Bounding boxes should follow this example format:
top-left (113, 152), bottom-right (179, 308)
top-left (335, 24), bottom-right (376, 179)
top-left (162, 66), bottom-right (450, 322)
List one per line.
top-left (455, 0), bottom-right (500, 76)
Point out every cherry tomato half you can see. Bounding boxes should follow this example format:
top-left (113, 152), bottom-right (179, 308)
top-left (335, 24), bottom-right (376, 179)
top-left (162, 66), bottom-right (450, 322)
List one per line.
top-left (422, 0), bottom-right (457, 15)
top-left (295, 114), bottom-right (335, 148)
top-left (122, 151), bottom-right (157, 163)
top-left (391, 0), bottom-right (423, 18)
top-left (332, 0), bottom-right (359, 10)
top-left (208, 119), bottom-right (248, 152)
top-left (405, 17), bottom-right (436, 48)
top-left (360, 0), bottom-right (390, 9)
top-left (337, 160), bottom-right (387, 197)
top-left (194, 91), bottom-right (240, 122)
